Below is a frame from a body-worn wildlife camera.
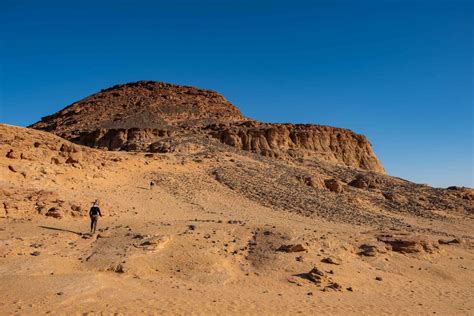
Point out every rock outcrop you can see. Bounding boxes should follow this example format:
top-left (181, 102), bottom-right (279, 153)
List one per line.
top-left (31, 81), bottom-right (246, 136)
top-left (206, 122), bottom-right (384, 172)
top-left (30, 80), bottom-right (385, 173)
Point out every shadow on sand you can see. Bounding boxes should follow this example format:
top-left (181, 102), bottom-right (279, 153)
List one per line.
top-left (39, 225), bottom-right (83, 236)
top-left (136, 186), bottom-right (152, 190)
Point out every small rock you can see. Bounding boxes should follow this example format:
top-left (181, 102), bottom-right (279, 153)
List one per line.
top-left (64, 149), bottom-right (82, 163)
top-left (277, 244), bottom-right (306, 253)
top-left (324, 179), bottom-right (344, 193)
top-left (296, 175), bottom-right (324, 189)
top-left (377, 235), bottom-right (438, 254)
top-left (137, 235), bottom-right (170, 251)
top-left (321, 256), bottom-right (342, 265)
top-left (382, 192), bottom-right (408, 203)
top-left (65, 155), bottom-right (80, 164)
top-left (348, 177), bottom-right (369, 189)
top-left (324, 282), bottom-right (343, 291)
top-left (6, 149), bottom-right (18, 159)
top-left (45, 207), bottom-right (62, 219)
top-left (227, 220), bottom-right (243, 225)
top-left (113, 264), bottom-right (125, 273)
top-left (375, 276), bottom-right (383, 281)
top-left (8, 165), bottom-right (17, 173)
top-left (96, 233), bottom-right (111, 239)
top-left (358, 244), bottom-right (379, 257)
top-left (132, 234), bottom-right (147, 239)
top-left (30, 251), bottom-right (41, 256)
top-left (305, 266), bottom-right (327, 284)
top-left (70, 204), bottom-right (84, 215)
top-left (287, 277), bottom-right (303, 286)
top-left (447, 186), bottom-right (462, 190)
top-left (438, 238), bottom-right (462, 245)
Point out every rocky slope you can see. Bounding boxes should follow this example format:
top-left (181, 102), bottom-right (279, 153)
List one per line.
top-left (1, 123), bottom-right (473, 314)
top-left (30, 81), bottom-right (384, 173)
top-left (2, 124), bottom-right (472, 231)
top-left (31, 81), bottom-right (246, 134)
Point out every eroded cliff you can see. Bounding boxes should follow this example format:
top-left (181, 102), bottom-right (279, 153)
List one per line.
top-left (30, 81), bottom-right (385, 173)
top-left (207, 122), bottom-right (384, 172)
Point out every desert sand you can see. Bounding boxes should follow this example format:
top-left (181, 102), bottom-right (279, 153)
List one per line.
top-left (1, 122), bottom-right (473, 315)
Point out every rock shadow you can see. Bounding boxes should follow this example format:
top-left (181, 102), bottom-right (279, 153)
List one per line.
top-left (39, 225), bottom-right (83, 236)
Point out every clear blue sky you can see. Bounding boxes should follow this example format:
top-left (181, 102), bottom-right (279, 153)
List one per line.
top-left (1, 0), bottom-right (472, 187)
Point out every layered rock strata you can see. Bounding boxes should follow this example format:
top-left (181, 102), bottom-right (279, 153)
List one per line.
top-left (30, 81), bottom-right (385, 173)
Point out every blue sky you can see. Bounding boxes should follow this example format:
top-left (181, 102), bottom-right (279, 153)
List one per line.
top-left (0, 0), bottom-right (472, 187)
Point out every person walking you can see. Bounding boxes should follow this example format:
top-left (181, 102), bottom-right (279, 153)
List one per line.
top-left (89, 200), bottom-right (102, 234)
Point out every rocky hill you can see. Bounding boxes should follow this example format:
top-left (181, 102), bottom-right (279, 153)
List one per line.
top-left (31, 81), bottom-right (246, 133)
top-left (30, 81), bottom-right (385, 173)
top-left (10, 81), bottom-right (472, 314)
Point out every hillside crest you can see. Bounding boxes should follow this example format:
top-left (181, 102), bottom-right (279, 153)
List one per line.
top-left (30, 81), bottom-right (385, 173)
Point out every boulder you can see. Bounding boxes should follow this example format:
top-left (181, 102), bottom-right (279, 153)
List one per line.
top-left (321, 256), bottom-right (342, 265)
top-left (277, 244), bottom-right (306, 253)
top-left (438, 238), bottom-right (462, 245)
top-left (358, 244), bottom-right (379, 257)
top-left (45, 207), bottom-right (62, 219)
top-left (325, 179), bottom-right (344, 193)
top-left (65, 152), bottom-right (81, 164)
top-left (149, 141), bottom-right (173, 153)
top-left (323, 282), bottom-right (343, 292)
top-left (348, 177), bottom-right (369, 189)
top-left (296, 175), bottom-right (324, 189)
top-left (70, 204), bottom-right (85, 216)
top-left (306, 266), bottom-right (327, 284)
top-left (377, 235), bottom-right (438, 254)
top-left (135, 235), bottom-right (170, 251)
top-left (59, 144), bottom-right (79, 153)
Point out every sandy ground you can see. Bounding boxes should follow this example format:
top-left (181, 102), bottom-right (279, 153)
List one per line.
top-left (1, 124), bottom-right (473, 315)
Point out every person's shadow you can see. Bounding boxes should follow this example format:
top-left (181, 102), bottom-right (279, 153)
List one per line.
top-left (39, 226), bottom-right (83, 236)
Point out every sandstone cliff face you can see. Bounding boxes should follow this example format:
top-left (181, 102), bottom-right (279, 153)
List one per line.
top-left (30, 81), bottom-right (385, 173)
top-left (74, 128), bottom-right (173, 152)
top-left (207, 122), bottom-right (385, 173)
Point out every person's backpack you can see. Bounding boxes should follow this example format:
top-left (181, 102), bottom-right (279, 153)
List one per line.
top-left (90, 206), bottom-right (100, 216)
